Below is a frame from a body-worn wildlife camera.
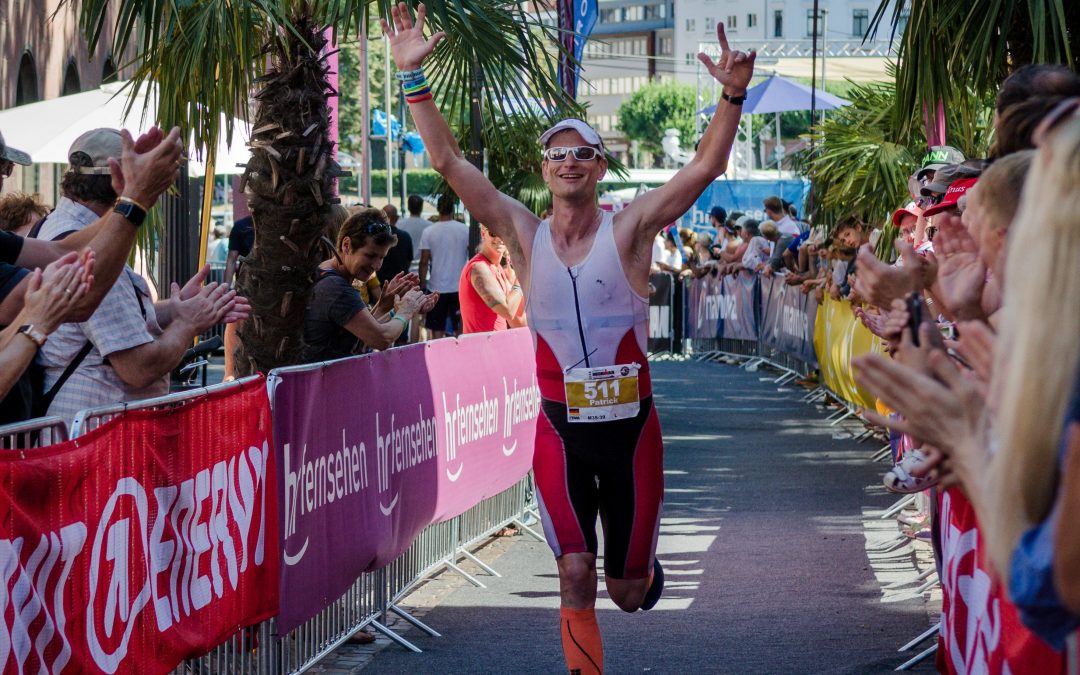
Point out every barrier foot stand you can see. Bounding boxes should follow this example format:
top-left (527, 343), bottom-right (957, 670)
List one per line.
top-left (915, 576), bottom-right (940, 595)
top-left (829, 410), bottom-right (857, 426)
top-left (460, 549), bottom-right (502, 578)
top-left (823, 406), bottom-right (848, 421)
top-left (742, 357), bottom-right (765, 371)
top-left (775, 371), bottom-right (798, 385)
top-left (899, 624), bottom-right (941, 653)
top-left (895, 644), bottom-right (937, 671)
top-left (514, 517), bottom-right (546, 542)
top-left (869, 535), bottom-right (912, 555)
top-left (388, 603), bottom-right (442, 638)
top-left (369, 619), bottom-right (423, 653)
top-left (879, 494), bottom-right (918, 520)
top-left (872, 445), bottom-right (893, 462)
top-left (445, 560), bottom-right (487, 588)
top-left (884, 566), bottom-right (937, 589)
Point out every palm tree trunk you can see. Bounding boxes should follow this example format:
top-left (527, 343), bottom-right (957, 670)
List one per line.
top-left (234, 15), bottom-right (339, 375)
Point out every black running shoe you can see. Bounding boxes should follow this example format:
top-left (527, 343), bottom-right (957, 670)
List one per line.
top-left (640, 558), bottom-right (664, 611)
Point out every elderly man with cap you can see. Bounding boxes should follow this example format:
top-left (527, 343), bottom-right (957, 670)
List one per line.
top-left (384, 5), bottom-right (755, 672)
top-left (32, 128), bottom-right (245, 423)
top-left (0, 125), bottom-right (185, 326)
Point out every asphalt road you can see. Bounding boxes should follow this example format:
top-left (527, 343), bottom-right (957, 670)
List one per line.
top-left (360, 359), bottom-right (933, 674)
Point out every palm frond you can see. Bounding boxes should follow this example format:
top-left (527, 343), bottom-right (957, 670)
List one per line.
top-left (871, 0), bottom-right (1078, 137)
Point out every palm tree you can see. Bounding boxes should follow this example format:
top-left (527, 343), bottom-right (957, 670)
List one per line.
top-left (870, 0), bottom-right (1079, 138)
top-left (69, 0), bottom-right (579, 374)
top-left (799, 69), bottom-right (993, 238)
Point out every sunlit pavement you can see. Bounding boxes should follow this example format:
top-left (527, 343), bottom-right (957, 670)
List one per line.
top-left (318, 359), bottom-right (936, 674)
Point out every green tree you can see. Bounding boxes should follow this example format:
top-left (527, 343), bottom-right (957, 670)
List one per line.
top-left (871, 0), bottom-right (1079, 138)
top-left (617, 80), bottom-right (697, 158)
top-left (71, 0), bottom-right (579, 374)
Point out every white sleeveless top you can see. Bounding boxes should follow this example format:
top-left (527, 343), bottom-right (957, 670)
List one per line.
top-left (526, 211), bottom-right (650, 397)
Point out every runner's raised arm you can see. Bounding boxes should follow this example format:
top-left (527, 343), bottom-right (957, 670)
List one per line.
top-left (382, 3), bottom-right (539, 267)
top-left (616, 24), bottom-right (755, 239)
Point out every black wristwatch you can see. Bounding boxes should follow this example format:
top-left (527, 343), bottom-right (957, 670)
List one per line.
top-left (113, 197), bottom-right (147, 227)
top-left (721, 90), bottom-right (747, 106)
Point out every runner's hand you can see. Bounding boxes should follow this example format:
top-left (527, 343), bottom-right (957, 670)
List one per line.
top-left (696, 23), bottom-right (756, 95)
top-left (382, 2), bottom-right (446, 71)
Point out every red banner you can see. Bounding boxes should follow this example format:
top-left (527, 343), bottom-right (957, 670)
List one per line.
top-left (0, 377), bottom-right (278, 674)
top-left (938, 487), bottom-right (1064, 674)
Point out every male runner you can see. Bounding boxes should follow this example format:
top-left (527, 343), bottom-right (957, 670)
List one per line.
top-left (384, 6), bottom-right (754, 672)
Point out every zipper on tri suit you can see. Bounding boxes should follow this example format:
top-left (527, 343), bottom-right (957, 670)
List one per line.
top-left (567, 267), bottom-right (591, 368)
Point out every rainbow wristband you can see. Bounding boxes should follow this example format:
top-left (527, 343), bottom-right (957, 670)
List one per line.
top-left (403, 77), bottom-right (432, 104)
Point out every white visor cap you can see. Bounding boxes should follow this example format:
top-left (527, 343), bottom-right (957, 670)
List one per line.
top-left (538, 118), bottom-right (606, 155)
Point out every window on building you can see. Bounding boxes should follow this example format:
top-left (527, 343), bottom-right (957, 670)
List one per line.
top-left (773, 9), bottom-right (783, 37)
top-left (15, 52), bottom-right (38, 106)
top-left (898, 10), bottom-right (910, 34)
top-left (62, 59), bottom-right (81, 96)
top-left (705, 17), bottom-right (714, 31)
top-left (747, 14), bottom-right (757, 28)
top-left (686, 53), bottom-right (695, 65)
top-left (686, 19), bottom-right (695, 32)
top-left (806, 10), bottom-right (821, 37)
top-left (658, 36), bottom-right (673, 56)
top-left (625, 6), bottom-right (641, 21)
top-left (853, 9), bottom-right (869, 37)
top-left (600, 8), bottom-right (619, 23)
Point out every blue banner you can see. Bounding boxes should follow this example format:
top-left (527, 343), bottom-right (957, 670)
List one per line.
top-left (680, 178), bottom-right (811, 234)
top-left (558, 0), bottom-right (597, 99)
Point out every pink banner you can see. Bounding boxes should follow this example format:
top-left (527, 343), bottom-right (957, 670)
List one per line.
top-left (269, 329), bottom-right (539, 633)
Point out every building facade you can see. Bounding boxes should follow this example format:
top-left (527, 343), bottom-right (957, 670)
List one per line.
top-left (581, 0), bottom-right (906, 154)
top-left (0, 1), bottom-right (131, 195)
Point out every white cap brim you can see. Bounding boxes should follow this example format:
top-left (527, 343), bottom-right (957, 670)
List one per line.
top-left (538, 118), bottom-right (605, 153)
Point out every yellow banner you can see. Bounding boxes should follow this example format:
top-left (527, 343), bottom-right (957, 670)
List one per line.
top-left (812, 297), bottom-right (886, 409)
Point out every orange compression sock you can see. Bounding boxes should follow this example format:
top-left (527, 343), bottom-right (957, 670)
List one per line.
top-left (560, 606), bottom-right (604, 675)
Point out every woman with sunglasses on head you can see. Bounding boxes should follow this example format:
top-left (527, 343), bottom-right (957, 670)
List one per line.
top-left (300, 208), bottom-right (437, 363)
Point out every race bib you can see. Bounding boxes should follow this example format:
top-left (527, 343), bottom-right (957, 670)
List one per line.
top-left (563, 363), bottom-right (641, 423)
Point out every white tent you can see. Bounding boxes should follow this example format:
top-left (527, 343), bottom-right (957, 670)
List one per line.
top-left (0, 82), bottom-right (250, 176)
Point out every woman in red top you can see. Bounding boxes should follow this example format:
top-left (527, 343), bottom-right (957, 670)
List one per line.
top-left (458, 224), bottom-right (526, 333)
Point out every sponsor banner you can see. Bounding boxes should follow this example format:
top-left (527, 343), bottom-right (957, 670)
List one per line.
top-left (812, 296), bottom-right (885, 409)
top-left (686, 271), bottom-right (723, 339)
top-left (648, 272), bottom-right (674, 352)
top-left (938, 488), bottom-right (1064, 674)
top-left (0, 377), bottom-right (278, 675)
top-left (679, 178), bottom-right (811, 234)
top-left (719, 272), bottom-right (758, 341)
top-left (758, 274), bottom-right (818, 366)
top-left (271, 329), bottom-right (539, 634)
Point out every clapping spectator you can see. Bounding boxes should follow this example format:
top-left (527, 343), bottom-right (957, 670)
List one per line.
top-left (302, 208), bottom-right (436, 361)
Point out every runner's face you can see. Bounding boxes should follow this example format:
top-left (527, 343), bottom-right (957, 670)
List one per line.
top-left (541, 129), bottom-right (606, 200)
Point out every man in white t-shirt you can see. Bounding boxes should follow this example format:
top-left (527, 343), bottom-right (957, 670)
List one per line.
top-left (398, 194), bottom-right (432, 273)
top-left (418, 194), bottom-right (469, 338)
top-left (650, 229), bottom-right (683, 274)
top-left (763, 195), bottom-right (801, 237)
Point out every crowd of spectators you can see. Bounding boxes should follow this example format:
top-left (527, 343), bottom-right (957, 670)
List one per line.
top-left (845, 64), bottom-right (1080, 649)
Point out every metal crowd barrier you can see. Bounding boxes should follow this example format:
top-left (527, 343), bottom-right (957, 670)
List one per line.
top-left (0, 415), bottom-right (68, 449)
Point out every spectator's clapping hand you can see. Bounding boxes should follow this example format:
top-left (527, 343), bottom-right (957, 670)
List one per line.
top-left (927, 214), bottom-right (986, 321)
top-left (420, 292), bottom-right (439, 314)
top-left (853, 243), bottom-right (919, 308)
top-left (24, 251), bottom-right (93, 333)
top-left (853, 305), bottom-right (889, 339)
top-left (855, 347), bottom-right (988, 491)
top-left (954, 320), bottom-right (997, 387)
top-left (172, 281), bottom-right (237, 333)
top-left (891, 323), bottom-right (946, 377)
top-left (394, 288), bottom-right (427, 318)
top-left (109, 126), bottom-right (185, 210)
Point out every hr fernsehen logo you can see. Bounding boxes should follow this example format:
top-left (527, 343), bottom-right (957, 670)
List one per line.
top-left (283, 431), bottom-right (368, 566)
